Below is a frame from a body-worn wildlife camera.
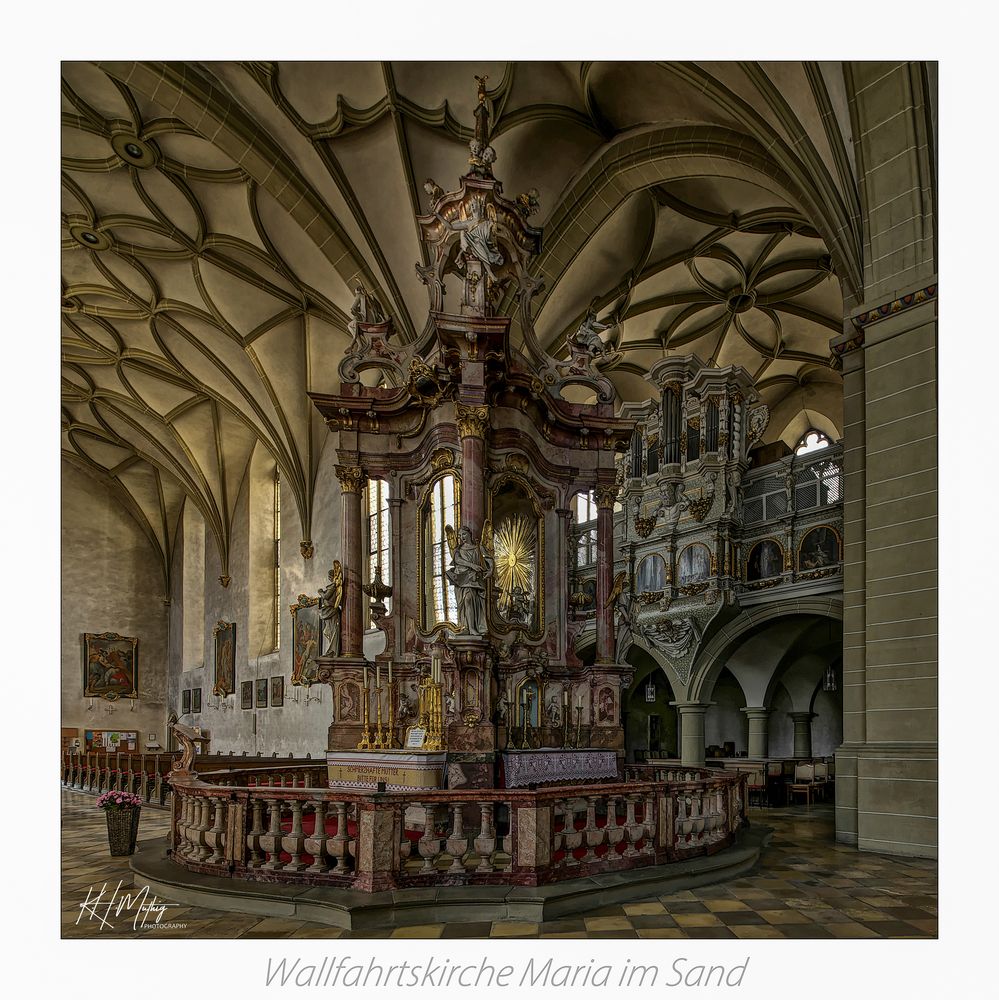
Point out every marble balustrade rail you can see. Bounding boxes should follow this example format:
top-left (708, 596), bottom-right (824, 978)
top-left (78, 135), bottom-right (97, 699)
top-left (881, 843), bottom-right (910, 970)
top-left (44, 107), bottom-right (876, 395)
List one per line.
top-left (60, 751), bottom-right (326, 807)
top-left (166, 764), bottom-right (747, 892)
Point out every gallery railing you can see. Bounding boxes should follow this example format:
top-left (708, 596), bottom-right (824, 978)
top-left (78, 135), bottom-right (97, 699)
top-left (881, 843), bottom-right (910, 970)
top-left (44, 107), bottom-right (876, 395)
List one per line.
top-left (166, 762), bottom-right (747, 892)
top-left (61, 750), bottom-right (325, 806)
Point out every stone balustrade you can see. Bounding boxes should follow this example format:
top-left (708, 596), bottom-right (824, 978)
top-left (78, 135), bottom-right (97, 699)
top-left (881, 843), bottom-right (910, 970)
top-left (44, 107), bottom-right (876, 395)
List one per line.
top-left (165, 763), bottom-right (747, 892)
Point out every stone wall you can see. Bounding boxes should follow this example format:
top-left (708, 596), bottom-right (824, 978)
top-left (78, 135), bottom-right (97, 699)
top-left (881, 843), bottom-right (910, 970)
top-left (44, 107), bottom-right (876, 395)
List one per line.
top-left (61, 461), bottom-right (169, 745)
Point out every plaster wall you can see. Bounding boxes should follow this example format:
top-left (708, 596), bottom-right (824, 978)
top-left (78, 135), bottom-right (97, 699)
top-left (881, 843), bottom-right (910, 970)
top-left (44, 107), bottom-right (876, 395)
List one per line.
top-left (169, 442), bottom-right (345, 756)
top-left (61, 461), bottom-right (169, 745)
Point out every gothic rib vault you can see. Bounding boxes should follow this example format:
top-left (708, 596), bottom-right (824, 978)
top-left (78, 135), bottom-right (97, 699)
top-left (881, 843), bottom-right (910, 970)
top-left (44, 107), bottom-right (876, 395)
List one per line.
top-left (61, 61), bottom-right (865, 595)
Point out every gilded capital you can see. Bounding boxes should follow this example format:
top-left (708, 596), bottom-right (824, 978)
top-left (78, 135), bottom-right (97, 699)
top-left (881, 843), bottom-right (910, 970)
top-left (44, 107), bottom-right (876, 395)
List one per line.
top-left (335, 464), bottom-right (364, 494)
top-left (594, 484), bottom-right (618, 509)
top-left (455, 403), bottom-right (490, 440)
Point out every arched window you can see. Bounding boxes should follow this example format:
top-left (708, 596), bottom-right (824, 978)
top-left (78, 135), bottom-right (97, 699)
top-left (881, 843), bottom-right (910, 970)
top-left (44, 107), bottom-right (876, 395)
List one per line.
top-left (574, 490), bottom-right (597, 567)
top-left (272, 469), bottom-right (281, 651)
top-left (366, 477), bottom-right (391, 620)
top-left (182, 500), bottom-right (205, 669)
top-left (427, 473), bottom-right (458, 627)
top-left (795, 429), bottom-right (831, 456)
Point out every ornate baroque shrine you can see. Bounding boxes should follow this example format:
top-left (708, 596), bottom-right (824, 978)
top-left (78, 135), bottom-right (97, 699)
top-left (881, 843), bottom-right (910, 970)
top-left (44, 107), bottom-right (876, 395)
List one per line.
top-left (309, 79), bottom-right (638, 789)
top-left (151, 81), bottom-right (752, 901)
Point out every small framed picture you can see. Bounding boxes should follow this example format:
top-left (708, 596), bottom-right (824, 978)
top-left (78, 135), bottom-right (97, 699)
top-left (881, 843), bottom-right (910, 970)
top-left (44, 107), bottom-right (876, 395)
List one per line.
top-left (192, 688), bottom-right (202, 713)
top-left (255, 677), bottom-right (268, 708)
top-left (182, 689), bottom-right (191, 714)
top-left (241, 680), bottom-right (253, 710)
top-left (271, 676), bottom-right (284, 708)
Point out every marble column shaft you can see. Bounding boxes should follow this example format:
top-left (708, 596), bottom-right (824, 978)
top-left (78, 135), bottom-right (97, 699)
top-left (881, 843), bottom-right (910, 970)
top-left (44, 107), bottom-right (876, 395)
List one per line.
top-left (672, 701), bottom-right (710, 767)
top-left (789, 711), bottom-right (814, 758)
top-left (337, 466), bottom-right (364, 658)
top-left (741, 707), bottom-right (770, 758)
top-left (595, 491), bottom-right (615, 663)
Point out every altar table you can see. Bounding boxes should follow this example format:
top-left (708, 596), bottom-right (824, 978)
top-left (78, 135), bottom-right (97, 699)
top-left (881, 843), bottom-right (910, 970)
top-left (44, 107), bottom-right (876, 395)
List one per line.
top-left (501, 749), bottom-right (619, 788)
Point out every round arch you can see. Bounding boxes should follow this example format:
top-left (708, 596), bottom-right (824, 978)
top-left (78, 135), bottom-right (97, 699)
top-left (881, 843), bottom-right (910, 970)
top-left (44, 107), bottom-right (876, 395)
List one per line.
top-left (687, 596), bottom-right (843, 703)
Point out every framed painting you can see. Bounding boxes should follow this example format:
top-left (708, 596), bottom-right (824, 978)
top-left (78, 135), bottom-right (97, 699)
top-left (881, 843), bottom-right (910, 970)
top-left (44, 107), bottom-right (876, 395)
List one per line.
top-left (798, 525), bottom-right (841, 571)
top-left (677, 543), bottom-right (711, 587)
top-left (255, 677), bottom-right (268, 708)
top-left (746, 539), bottom-right (784, 581)
top-left (182, 688), bottom-right (191, 715)
top-left (271, 676), bottom-right (284, 708)
top-left (240, 680), bottom-right (253, 710)
top-left (192, 687), bottom-right (202, 713)
top-left (83, 632), bottom-right (138, 701)
top-left (212, 620), bottom-right (236, 697)
top-left (290, 594), bottom-right (321, 687)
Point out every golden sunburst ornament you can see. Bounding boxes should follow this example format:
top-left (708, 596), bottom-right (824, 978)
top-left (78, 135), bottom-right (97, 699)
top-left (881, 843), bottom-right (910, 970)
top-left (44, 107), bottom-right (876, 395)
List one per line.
top-left (493, 515), bottom-right (535, 606)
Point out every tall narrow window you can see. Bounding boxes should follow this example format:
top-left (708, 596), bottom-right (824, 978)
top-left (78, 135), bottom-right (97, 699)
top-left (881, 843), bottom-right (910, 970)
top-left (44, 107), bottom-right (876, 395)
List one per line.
top-left (574, 490), bottom-right (597, 567)
top-left (366, 478), bottom-right (391, 620)
top-left (428, 474), bottom-right (458, 625)
top-left (273, 469), bottom-right (281, 651)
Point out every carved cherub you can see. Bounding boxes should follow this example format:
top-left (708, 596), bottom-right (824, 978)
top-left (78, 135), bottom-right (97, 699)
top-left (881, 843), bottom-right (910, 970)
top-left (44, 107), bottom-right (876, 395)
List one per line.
top-left (515, 187), bottom-right (541, 219)
top-left (424, 178), bottom-right (444, 205)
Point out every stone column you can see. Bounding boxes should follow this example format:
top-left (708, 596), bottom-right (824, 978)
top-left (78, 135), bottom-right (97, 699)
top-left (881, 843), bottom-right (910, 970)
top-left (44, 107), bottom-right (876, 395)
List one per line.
top-left (554, 507), bottom-right (572, 661)
top-left (594, 484), bottom-right (617, 663)
top-left (671, 701), bottom-right (710, 767)
top-left (455, 404), bottom-right (489, 541)
top-left (741, 707), bottom-right (770, 758)
top-left (789, 712), bottom-right (814, 758)
top-left (388, 494), bottom-right (405, 661)
top-left (335, 464), bottom-right (364, 658)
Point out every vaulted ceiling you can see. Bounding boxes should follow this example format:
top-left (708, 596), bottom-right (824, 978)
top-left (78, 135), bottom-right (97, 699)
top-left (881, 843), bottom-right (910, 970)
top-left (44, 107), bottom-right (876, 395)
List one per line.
top-left (61, 61), bottom-right (862, 590)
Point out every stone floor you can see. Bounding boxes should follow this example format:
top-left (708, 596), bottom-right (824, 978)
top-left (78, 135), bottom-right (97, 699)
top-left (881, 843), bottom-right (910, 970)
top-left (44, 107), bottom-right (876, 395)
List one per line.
top-left (62, 788), bottom-right (937, 939)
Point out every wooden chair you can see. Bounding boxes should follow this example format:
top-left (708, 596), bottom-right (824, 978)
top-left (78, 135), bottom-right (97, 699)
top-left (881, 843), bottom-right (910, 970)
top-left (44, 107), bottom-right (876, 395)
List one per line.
top-left (747, 770), bottom-right (768, 808)
top-left (787, 762), bottom-right (815, 806)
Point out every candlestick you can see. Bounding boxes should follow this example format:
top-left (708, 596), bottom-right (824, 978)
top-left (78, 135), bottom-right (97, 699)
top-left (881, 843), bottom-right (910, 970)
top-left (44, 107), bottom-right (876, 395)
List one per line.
top-left (363, 663), bottom-right (368, 692)
top-left (376, 662), bottom-right (381, 688)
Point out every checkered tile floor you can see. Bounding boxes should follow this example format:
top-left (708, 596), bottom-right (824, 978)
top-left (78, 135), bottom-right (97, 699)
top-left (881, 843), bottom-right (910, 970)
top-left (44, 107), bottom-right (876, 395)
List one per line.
top-left (62, 788), bottom-right (936, 939)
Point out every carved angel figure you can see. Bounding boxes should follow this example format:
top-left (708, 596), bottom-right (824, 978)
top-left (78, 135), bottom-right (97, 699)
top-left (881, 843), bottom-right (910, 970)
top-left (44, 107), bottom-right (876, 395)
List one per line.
top-left (515, 187), bottom-right (541, 219)
top-left (445, 525), bottom-right (495, 636)
top-left (423, 178), bottom-right (444, 205)
top-left (318, 562), bottom-right (343, 656)
top-left (571, 305), bottom-right (614, 357)
top-left (436, 199), bottom-right (504, 280)
top-left (614, 591), bottom-right (635, 663)
top-left (546, 695), bottom-right (562, 728)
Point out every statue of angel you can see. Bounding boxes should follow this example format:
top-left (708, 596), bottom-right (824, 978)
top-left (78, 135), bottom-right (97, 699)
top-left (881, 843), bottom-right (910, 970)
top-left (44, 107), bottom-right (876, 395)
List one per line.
top-left (424, 178), bottom-right (444, 205)
top-left (444, 523), bottom-right (495, 636)
top-left (607, 570), bottom-right (628, 608)
top-left (435, 199), bottom-right (504, 281)
top-left (571, 304), bottom-right (614, 357)
top-left (318, 561), bottom-right (343, 656)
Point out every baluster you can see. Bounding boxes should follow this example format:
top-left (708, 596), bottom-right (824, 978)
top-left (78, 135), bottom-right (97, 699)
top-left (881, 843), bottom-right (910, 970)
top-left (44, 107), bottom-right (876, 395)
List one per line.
top-left (194, 797), bottom-right (212, 861)
top-left (305, 800), bottom-right (329, 873)
top-left (417, 803), bottom-right (443, 874)
top-left (207, 797), bottom-right (227, 864)
top-left (245, 797), bottom-right (266, 867)
top-left (446, 803), bottom-right (468, 873)
top-left (175, 793), bottom-right (192, 856)
top-left (261, 798), bottom-right (284, 870)
top-left (605, 794), bottom-right (625, 857)
top-left (623, 795), bottom-right (641, 857)
top-left (473, 802), bottom-right (496, 872)
top-left (281, 799), bottom-right (307, 872)
top-left (328, 801), bottom-right (352, 872)
top-left (562, 798), bottom-right (583, 865)
top-left (582, 795), bottom-right (602, 862)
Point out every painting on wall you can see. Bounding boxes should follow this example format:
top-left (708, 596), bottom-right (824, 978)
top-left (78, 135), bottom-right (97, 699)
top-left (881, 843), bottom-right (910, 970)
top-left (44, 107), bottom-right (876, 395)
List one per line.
top-left (192, 688), bottom-right (202, 713)
top-left (636, 553), bottom-right (667, 594)
top-left (83, 632), bottom-right (138, 701)
top-left (798, 526), bottom-right (841, 571)
top-left (597, 686), bottom-right (616, 723)
top-left (271, 676), bottom-right (284, 708)
top-left (746, 539), bottom-right (784, 581)
top-left (338, 682), bottom-right (359, 722)
top-left (255, 678), bottom-right (268, 708)
top-left (290, 595), bottom-right (321, 687)
top-left (677, 543), bottom-right (711, 587)
top-left (212, 620), bottom-right (236, 697)
top-left (181, 689), bottom-right (191, 715)
top-left (240, 681), bottom-right (253, 710)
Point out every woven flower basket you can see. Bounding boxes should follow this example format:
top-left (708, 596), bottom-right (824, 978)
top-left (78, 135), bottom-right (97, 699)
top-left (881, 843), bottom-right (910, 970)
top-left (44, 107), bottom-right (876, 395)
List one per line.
top-left (106, 807), bottom-right (141, 856)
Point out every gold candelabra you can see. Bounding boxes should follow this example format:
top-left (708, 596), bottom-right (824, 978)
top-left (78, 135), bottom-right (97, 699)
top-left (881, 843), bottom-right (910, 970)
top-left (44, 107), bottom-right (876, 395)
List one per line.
top-left (356, 663), bottom-right (399, 751)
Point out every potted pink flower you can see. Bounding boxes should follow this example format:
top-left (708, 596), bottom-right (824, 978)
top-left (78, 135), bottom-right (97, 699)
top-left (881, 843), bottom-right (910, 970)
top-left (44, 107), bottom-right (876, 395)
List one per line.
top-left (97, 790), bottom-right (143, 856)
